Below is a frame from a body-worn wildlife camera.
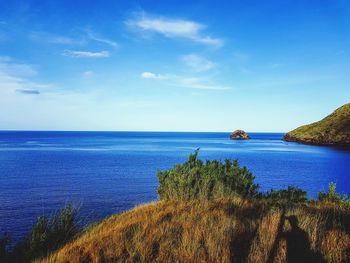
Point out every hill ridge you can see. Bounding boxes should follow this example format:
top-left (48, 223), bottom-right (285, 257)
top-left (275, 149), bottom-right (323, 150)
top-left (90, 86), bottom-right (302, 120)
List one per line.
top-left (284, 103), bottom-right (350, 146)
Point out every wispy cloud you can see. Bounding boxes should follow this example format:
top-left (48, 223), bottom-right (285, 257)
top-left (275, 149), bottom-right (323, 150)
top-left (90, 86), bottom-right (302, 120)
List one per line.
top-left (0, 57), bottom-right (50, 95)
top-left (86, 30), bottom-right (118, 48)
top-left (141, 71), bottom-right (231, 90)
top-left (30, 30), bottom-right (118, 49)
top-left (16, 89), bottom-right (40, 95)
top-left (0, 56), bottom-right (37, 77)
top-left (127, 14), bottom-right (223, 47)
top-left (179, 77), bottom-right (231, 90)
top-left (82, 71), bottom-right (94, 77)
top-left (48, 36), bottom-right (83, 45)
top-left (63, 50), bottom-right (110, 58)
top-left (182, 54), bottom-right (216, 72)
top-left (141, 71), bottom-right (168, 80)
top-left (29, 32), bottom-right (85, 45)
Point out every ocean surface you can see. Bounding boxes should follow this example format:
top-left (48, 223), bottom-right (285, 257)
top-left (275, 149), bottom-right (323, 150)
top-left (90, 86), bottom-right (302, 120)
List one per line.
top-left (1, 131), bottom-right (350, 244)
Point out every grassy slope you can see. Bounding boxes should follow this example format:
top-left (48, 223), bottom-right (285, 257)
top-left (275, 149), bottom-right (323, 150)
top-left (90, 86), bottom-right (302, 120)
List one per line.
top-left (284, 103), bottom-right (350, 145)
top-left (42, 198), bottom-right (350, 263)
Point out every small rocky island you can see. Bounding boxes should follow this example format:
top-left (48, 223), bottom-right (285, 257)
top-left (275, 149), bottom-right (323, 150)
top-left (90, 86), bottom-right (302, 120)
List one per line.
top-left (284, 103), bottom-right (350, 146)
top-left (230, 130), bottom-right (251, 140)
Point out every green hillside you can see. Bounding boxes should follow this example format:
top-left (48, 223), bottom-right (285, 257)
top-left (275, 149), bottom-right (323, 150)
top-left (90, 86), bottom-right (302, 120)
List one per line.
top-left (284, 103), bottom-right (350, 146)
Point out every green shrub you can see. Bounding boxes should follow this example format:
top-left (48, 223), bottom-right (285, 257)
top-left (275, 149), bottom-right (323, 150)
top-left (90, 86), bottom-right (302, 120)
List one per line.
top-left (263, 186), bottom-right (307, 205)
top-left (4, 205), bottom-right (78, 262)
top-left (318, 182), bottom-right (350, 206)
top-left (157, 150), bottom-right (259, 200)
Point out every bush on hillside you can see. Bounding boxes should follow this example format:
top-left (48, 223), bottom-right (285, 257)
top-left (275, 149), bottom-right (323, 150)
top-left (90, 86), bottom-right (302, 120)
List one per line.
top-left (318, 182), bottom-right (350, 206)
top-left (157, 149), bottom-right (259, 200)
top-left (4, 205), bottom-right (78, 262)
top-left (263, 186), bottom-right (307, 205)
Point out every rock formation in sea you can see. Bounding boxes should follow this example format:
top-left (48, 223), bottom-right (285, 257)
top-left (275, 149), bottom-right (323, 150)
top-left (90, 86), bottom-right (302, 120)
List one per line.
top-left (230, 130), bottom-right (251, 140)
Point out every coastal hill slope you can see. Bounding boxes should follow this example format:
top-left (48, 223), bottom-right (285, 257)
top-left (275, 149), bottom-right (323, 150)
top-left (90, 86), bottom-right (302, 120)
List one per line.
top-left (40, 152), bottom-right (350, 263)
top-left (43, 198), bottom-right (350, 263)
top-left (284, 103), bottom-right (350, 146)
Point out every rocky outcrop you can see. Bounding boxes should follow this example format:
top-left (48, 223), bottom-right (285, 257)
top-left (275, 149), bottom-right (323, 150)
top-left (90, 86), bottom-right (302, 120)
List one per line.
top-left (283, 133), bottom-right (327, 145)
top-left (283, 132), bottom-right (350, 146)
top-left (230, 130), bottom-right (251, 140)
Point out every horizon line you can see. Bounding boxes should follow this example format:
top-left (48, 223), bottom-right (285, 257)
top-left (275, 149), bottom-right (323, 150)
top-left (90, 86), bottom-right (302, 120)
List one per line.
top-left (0, 129), bottom-right (287, 133)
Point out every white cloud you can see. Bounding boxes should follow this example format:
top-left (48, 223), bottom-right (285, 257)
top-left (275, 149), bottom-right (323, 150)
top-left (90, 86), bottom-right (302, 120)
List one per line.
top-left (127, 15), bottom-right (223, 47)
top-left (0, 64), bottom-right (37, 77)
top-left (182, 54), bottom-right (215, 72)
top-left (86, 30), bottom-right (118, 48)
top-left (141, 71), bottom-right (231, 90)
top-left (29, 32), bottom-right (85, 45)
top-left (82, 71), bottom-right (94, 77)
top-left (141, 71), bottom-right (168, 80)
top-left (179, 77), bottom-right (231, 90)
top-left (0, 57), bottom-right (37, 77)
top-left (30, 30), bottom-right (118, 48)
top-left (0, 59), bottom-right (169, 130)
top-left (0, 71), bottom-right (45, 94)
top-left (0, 58), bottom-right (50, 96)
top-left (48, 36), bottom-right (83, 45)
top-left (63, 50), bottom-right (110, 58)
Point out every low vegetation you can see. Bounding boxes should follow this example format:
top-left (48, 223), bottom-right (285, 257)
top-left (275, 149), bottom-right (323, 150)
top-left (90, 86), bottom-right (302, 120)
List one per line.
top-left (318, 182), bottom-right (350, 206)
top-left (2, 152), bottom-right (350, 262)
top-left (157, 149), bottom-right (259, 200)
top-left (42, 198), bottom-right (350, 263)
top-left (262, 186), bottom-right (308, 204)
top-left (1, 206), bottom-right (79, 263)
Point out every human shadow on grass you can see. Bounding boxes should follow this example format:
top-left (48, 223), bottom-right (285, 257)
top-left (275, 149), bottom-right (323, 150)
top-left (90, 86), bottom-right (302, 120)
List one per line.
top-left (280, 215), bottom-right (325, 263)
top-left (228, 203), bottom-right (268, 263)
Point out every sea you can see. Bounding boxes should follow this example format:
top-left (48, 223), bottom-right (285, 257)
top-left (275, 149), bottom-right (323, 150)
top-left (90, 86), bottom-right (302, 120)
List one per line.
top-left (1, 131), bottom-right (350, 244)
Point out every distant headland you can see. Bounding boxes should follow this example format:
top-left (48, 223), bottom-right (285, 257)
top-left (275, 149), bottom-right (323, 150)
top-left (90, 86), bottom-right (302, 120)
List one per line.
top-left (284, 103), bottom-right (350, 146)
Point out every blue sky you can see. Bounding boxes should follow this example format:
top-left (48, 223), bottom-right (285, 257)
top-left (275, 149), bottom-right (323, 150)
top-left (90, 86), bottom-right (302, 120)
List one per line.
top-left (0, 0), bottom-right (349, 132)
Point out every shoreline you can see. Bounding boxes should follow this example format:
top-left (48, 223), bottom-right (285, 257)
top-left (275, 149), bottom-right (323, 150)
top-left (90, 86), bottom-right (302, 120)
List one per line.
top-left (283, 134), bottom-right (350, 148)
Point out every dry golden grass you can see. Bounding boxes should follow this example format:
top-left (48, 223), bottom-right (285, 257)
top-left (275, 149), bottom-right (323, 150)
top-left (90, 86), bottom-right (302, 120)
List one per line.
top-left (41, 199), bottom-right (350, 263)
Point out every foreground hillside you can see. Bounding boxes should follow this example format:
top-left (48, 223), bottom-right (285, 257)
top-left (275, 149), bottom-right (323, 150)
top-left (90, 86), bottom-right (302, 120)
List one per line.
top-left (1, 151), bottom-right (348, 262)
top-left (43, 198), bottom-right (349, 263)
top-left (284, 103), bottom-right (350, 146)
top-left (42, 152), bottom-right (350, 263)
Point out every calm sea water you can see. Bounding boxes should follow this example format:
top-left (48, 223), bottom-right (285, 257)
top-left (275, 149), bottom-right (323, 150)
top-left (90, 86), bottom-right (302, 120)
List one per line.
top-left (1, 131), bottom-right (350, 243)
